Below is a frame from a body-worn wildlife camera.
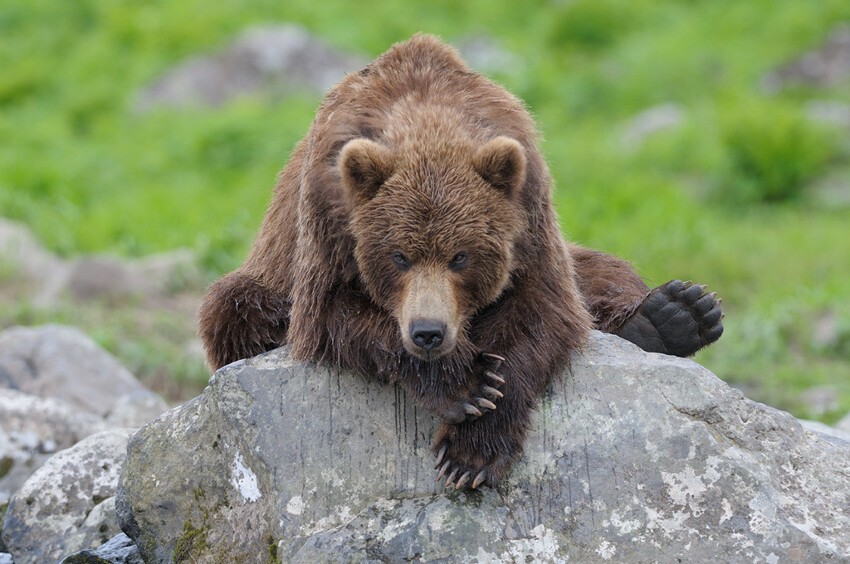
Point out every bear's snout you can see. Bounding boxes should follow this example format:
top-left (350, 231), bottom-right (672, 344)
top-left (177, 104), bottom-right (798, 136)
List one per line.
top-left (399, 269), bottom-right (459, 360)
top-left (410, 320), bottom-right (446, 351)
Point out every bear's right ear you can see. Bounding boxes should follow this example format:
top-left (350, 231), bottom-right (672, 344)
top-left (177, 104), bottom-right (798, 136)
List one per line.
top-left (473, 136), bottom-right (527, 197)
top-left (339, 139), bottom-right (396, 206)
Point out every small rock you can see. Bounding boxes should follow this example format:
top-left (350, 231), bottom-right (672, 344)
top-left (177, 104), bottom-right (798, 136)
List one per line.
top-left (60, 533), bottom-right (143, 564)
top-left (0, 325), bottom-right (151, 418)
top-left (0, 553), bottom-right (11, 564)
top-left (135, 24), bottom-right (367, 111)
top-left (800, 385), bottom-right (839, 417)
top-left (805, 100), bottom-right (850, 128)
top-left (1, 429), bottom-right (134, 564)
top-left (454, 35), bottom-right (521, 75)
top-left (762, 24), bottom-right (850, 92)
top-left (836, 411), bottom-right (850, 433)
top-left (0, 218), bottom-right (62, 293)
top-left (105, 391), bottom-right (170, 428)
top-left (620, 103), bottom-right (684, 148)
top-left (0, 389), bottom-right (108, 508)
top-left (132, 248), bottom-right (201, 294)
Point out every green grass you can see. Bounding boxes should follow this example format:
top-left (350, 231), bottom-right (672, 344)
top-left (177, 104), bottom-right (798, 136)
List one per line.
top-left (1, 0), bottom-right (849, 420)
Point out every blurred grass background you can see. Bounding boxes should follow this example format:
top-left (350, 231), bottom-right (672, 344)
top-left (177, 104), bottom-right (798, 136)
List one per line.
top-left (1, 0), bottom-right (849, 421)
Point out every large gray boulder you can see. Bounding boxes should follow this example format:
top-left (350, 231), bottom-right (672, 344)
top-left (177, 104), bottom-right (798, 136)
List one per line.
top-left (116, 332), bottom-right (850, 562)
top-left (0, 325), bottom-right (152, 418)
top-left (2, 429), bottom-right (134, 563)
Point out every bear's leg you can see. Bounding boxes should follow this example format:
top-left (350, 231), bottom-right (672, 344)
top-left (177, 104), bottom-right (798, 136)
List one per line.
top-left (570, 245), bottom-right (724, 356)
top-left (198, 272), bottom-right (291, 370)
top-left (431, 277), bottom-right (591, 489)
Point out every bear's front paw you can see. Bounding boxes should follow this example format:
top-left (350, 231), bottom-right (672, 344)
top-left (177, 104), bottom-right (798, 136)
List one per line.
top-left (436, 352), bottom-right (506, 424)
top-left (432, 421), bottom-right (518, 490)
top-left (617, 279), bottom-right (724, 357)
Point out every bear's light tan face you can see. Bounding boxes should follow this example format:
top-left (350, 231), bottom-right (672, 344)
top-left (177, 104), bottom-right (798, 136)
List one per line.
top-left (340, 136), bottom-right (527, 360)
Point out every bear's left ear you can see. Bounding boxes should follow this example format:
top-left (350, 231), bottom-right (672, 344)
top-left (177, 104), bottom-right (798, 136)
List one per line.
top-left (339, 138), bottom-right (396, 206)
top-left (473, 136), bottom-right (527, 197)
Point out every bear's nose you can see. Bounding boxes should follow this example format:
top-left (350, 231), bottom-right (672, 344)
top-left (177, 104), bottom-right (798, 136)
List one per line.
top-left (410, 320), bottom-right (446, 351)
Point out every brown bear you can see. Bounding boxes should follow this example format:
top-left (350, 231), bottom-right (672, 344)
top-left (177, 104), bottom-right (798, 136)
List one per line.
top-left (198, 34), bottom-right (723, 490)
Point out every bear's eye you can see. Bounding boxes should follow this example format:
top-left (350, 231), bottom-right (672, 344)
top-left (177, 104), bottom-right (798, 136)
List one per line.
top-left (391, 252), bottom-right (410, 271)
top-left (449, 252), bottom-right (468, 271)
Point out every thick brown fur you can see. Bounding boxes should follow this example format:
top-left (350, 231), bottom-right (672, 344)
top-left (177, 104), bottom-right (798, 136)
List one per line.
top-left (198, 35), bottom-right (723, 488)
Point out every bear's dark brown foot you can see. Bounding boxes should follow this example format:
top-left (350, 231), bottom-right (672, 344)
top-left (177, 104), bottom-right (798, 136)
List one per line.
top-left (432, 419), bottom-right (519, 490)
top-left (615, 279), bottom-right (724, 357)
top-left (198, 272), bottom-right (291, 370)
top-left (433, 352), bottom-right (506, 424)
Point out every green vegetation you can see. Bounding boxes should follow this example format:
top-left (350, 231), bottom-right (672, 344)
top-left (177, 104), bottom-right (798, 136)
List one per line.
top-left (1, 0), bottom-right (849, 421)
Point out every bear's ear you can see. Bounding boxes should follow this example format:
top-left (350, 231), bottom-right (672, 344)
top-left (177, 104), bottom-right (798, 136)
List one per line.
top-left (339, 139), bottom-right (396, 205)
top-left (473, 136), bottom-right (527, 196)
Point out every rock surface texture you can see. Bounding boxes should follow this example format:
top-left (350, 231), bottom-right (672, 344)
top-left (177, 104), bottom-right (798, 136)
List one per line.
top-left (60, 533), bottom-right (144, 564)
top-left (0, 389), bottom-right (107, 509)
top-left (117, 332), bottom-right (850, 562)
top-left (2, 429), bottom-right (134, 563)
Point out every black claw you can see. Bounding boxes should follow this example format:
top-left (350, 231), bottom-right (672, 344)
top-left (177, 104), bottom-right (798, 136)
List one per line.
top-left (434, 445), bottom-right (447, 468)
top-left (482, 385), bottom-right (503, 399)
top-left (485, 371), bottom-right (505, 386)
top-left (436, 461), bottom-right (450, 481)
top-left (472, 470), bottom-right (487, 489)
top-left (455, 471), bottom-right (471, 490)
top-left (464, 403), bottom-right (483, 417)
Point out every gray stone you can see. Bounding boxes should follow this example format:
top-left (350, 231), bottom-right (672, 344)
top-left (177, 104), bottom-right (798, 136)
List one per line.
top-left (454, 35), bottom-right (521, 75)
top-left (36, 250), bottom-right (200, 305)
top-left (837, 411), bottom-right (850, 433)
top-left (0, 219), bottom-right (62, 296)
top-left (805, 100), bottom-right (850, 129)
top-left (0, 325), bottom-right (150, 417)
top-left (2, 429), bottom-right (134, 564)
top-left (763, 24), bottom-right (850, 92)
top-left (116, 332), bottom-right (850, 562)
top-left (135, 24), bottom-right (367, 111)
top-left (0, 389), bottom-right (108, 508)
top-left (104, 391), bottom-right (170, 429)
top-left (800, 384), bottom-right (839, 417)
top-left (60, 533), bottom-right (143, 564)
top-left (620, 103), bottom-right (684, 148)
top-left (132, 248), bottom-right (201, 294)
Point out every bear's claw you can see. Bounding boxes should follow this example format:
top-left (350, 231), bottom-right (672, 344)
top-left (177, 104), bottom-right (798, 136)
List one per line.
top-left (432, 451), bottom-right (499, 491)
top-left (432, 420), bottom-right (517, 491)
top-left (438, 352), bottom-right (506, 424)
top-left (615, 279), bottom-right (724, 357)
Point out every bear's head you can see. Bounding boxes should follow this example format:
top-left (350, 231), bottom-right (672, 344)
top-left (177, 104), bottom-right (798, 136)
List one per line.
top-left (340, 135), bottom-right (527, 360)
